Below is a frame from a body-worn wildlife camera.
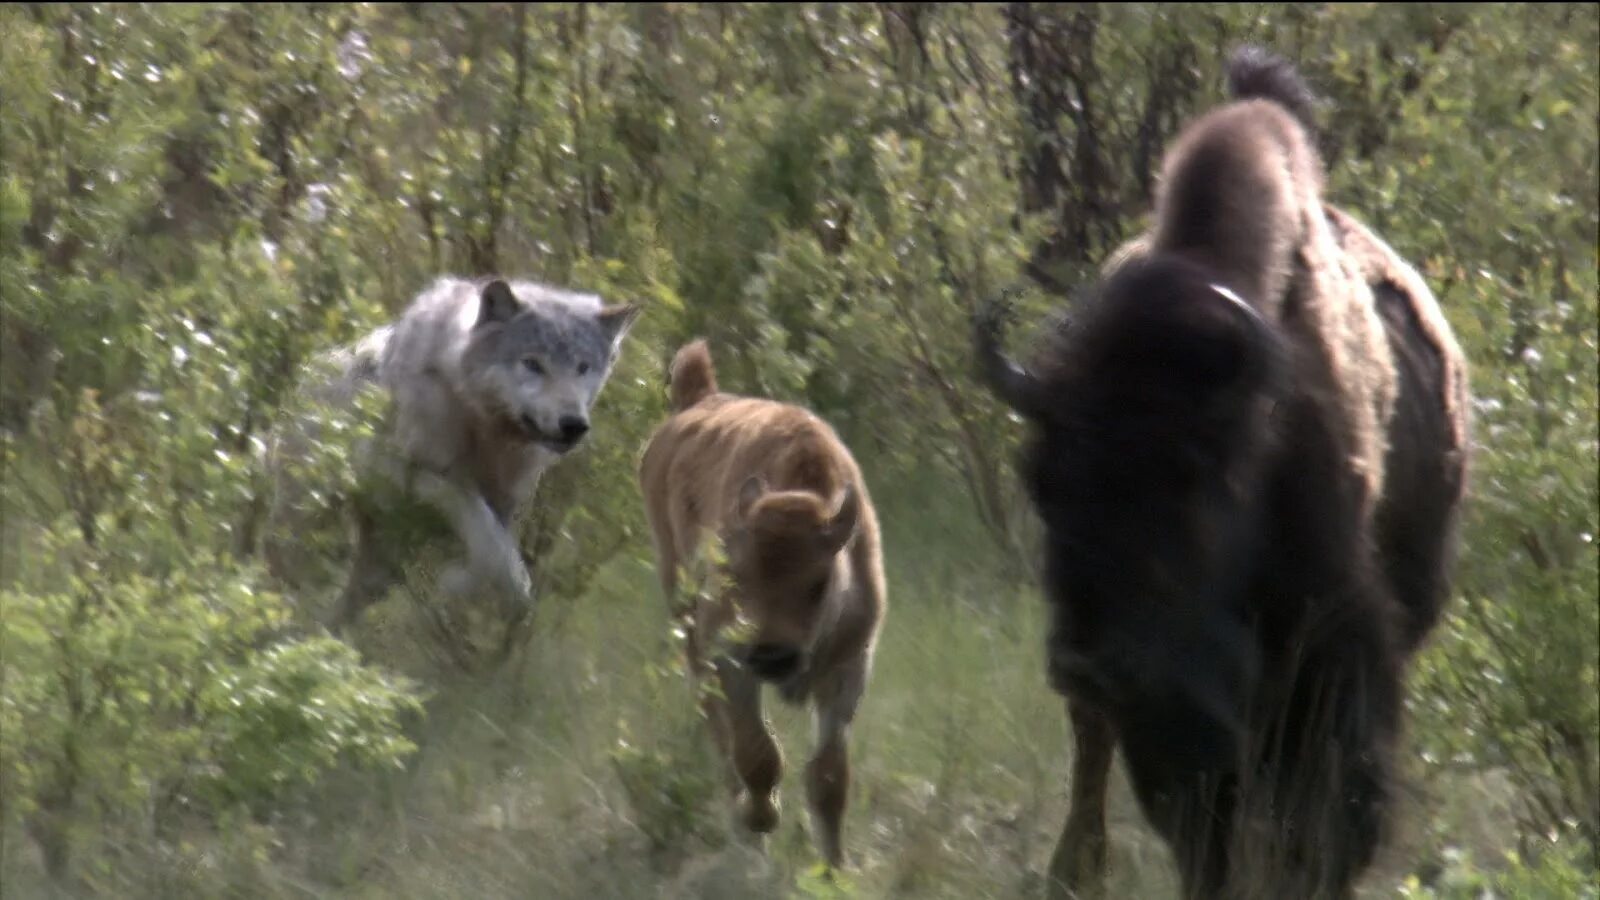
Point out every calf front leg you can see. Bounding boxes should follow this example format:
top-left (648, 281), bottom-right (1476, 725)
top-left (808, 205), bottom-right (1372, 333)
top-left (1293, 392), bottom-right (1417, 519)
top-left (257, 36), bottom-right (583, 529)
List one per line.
top-left (806, 662), bottom-right (867, 870)
top-left (1047, 699), bottom-right (1117, 899)
top-left (711, 657), bottom-right (784, 837)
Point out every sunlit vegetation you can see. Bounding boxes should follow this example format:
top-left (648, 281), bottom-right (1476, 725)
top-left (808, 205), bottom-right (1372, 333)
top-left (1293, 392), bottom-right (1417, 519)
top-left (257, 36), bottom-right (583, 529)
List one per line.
top-left (1, 4), bottom-right (1593, 897)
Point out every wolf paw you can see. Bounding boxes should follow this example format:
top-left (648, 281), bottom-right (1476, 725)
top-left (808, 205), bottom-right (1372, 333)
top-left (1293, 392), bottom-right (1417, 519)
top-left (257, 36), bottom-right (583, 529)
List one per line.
top-left (496, 550), bottom-right (533, 605)
top-left (496, 572), bottom-right (535, 624)
top-left (437, 554), bottom-right (530, 609)
top-left (437, 562), bottom-right (475, 599)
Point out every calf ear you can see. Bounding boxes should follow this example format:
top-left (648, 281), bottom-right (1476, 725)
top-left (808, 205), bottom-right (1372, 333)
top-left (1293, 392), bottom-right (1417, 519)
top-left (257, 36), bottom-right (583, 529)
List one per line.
top-left (476, 280), bottom-right (521, 328)
top-left (598, 303), bottom-right (643, 350)
top-left (736, 475), bottom-right (767, 521)
top-left (819, 484), bottom-right (861, 554)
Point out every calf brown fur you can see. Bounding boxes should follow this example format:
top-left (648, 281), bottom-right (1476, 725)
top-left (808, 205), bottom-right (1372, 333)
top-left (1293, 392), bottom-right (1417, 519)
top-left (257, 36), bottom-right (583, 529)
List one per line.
top-left (637, 339), bottom-right (887, 869)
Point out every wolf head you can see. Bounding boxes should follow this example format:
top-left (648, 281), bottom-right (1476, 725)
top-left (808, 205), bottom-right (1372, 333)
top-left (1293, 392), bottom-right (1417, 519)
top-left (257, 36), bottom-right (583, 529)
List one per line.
top-left (457, 279), bottom-right (641, 454)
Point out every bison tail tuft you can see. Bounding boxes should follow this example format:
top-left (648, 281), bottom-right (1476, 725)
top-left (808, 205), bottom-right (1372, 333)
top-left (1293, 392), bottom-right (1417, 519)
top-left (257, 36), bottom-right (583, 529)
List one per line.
top-left (1227, 45), bottom-right (1321, 137)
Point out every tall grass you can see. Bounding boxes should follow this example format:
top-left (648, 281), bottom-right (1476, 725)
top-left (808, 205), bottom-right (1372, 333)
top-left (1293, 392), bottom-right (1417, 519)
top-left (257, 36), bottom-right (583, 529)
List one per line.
top-left (0, 474), bottom-right (1549, 898)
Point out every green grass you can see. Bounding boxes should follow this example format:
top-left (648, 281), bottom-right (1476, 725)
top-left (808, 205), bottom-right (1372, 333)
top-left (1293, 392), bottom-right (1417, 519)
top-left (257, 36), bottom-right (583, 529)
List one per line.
top-left (0, 480), bottom-right (1557, 899)
top-left (277, 482), bottom-right (1179, 898)
top-left (324, 522), bottom-right (1164, 900)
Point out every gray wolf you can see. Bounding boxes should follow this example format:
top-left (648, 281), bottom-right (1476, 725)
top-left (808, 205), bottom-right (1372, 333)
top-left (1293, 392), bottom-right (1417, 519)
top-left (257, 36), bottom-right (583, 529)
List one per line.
top-left (264, 276), bottom-right (641, 632)
top-left (637, 339), bottom-right (887, 871)
top-left (974, 46), bottom-right (1470, 900)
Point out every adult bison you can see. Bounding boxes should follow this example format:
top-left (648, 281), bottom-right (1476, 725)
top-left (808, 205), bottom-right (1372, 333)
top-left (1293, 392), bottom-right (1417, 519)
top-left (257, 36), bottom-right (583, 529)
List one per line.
top-left (975, 47), bottom-right (1471, 899)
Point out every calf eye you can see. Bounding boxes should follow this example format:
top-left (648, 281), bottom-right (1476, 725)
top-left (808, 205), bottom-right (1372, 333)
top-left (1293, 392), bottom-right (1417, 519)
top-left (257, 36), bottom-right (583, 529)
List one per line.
top-left (577, 362), bottom-right (590, 375)
top-left (522, 358), bottom-right (545, 375)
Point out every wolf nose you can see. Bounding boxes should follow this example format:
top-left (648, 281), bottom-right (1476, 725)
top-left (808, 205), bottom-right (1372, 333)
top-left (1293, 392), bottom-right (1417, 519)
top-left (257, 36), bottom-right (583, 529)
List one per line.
top-left (558, 416), bottom-right (590, 443)
top-left (746, 643), bottom-right (801, 682)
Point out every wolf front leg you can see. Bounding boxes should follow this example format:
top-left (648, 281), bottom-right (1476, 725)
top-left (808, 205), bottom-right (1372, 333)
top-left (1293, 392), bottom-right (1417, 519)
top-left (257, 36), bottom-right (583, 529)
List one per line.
top-left (407, 469), bottom-right (534, 611)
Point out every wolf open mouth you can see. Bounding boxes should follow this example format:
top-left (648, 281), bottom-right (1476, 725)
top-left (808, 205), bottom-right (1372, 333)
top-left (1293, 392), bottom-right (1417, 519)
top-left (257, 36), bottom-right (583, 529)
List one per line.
top-left (515, 414), bottom-right (578, 453)
top-left (539, 436), bottom-right (579, 454)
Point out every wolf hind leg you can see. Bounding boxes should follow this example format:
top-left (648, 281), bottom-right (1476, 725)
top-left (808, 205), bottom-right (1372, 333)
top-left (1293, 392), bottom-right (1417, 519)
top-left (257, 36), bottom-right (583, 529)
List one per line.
top-left (328, 513), bottom-right (403, 633)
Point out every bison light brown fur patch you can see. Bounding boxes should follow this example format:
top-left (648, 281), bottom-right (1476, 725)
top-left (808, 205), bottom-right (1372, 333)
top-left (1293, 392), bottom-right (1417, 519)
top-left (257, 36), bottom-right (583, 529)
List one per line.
top-left (976, 45), bottom-right (1471, 900)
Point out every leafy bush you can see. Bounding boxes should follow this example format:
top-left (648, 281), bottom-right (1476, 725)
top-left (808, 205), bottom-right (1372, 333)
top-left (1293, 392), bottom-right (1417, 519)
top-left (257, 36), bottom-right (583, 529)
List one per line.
top-left (0, 389), bottom-right (422, 881)
top-left (0, 2), bottom-right (1593, 895)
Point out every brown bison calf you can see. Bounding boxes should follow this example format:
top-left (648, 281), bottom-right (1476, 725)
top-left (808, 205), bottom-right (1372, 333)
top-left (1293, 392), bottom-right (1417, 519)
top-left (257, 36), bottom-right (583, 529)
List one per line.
top-left (976, 47), bottom-right (1470, 899)
top-left (637, 339), bottom-right (887, 869)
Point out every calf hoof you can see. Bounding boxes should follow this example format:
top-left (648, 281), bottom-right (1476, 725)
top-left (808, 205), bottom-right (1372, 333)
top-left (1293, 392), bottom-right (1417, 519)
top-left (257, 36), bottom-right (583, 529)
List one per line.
top-left (741, 793), bottom-right (780, 834)
top-left (816, 837), bottom-right (848, 874)
top-left (1043, 867), bottom-right (1104, 900)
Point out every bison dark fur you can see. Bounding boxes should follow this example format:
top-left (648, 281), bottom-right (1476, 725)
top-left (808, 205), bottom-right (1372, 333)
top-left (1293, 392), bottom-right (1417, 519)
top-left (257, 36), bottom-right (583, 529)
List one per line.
top-left (976, 46), bottom-right (1471, 900)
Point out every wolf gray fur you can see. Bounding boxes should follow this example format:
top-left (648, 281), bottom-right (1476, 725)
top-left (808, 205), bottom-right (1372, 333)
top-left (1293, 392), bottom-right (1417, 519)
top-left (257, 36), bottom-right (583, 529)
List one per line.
top-left (264, 275), bottom-right (641, 631)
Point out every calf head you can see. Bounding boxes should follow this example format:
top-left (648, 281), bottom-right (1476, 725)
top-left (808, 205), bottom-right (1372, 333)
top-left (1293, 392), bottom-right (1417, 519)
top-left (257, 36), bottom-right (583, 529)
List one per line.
top-left (718, 476), bottom-right (861, 686)
top-left (977, 255), bottom-right (1290, 774)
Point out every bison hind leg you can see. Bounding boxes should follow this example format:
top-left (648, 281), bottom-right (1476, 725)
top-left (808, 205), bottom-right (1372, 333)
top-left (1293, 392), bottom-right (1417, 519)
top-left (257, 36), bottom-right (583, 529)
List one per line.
top-left (1046, 699), bottom-right (1118, 900)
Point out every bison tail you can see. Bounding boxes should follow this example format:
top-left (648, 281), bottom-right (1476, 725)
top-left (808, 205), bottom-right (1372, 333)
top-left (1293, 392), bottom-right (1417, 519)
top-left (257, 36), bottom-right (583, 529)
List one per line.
top-left (668, 339), bottom-right (719, 411)
top-left (1227, 45), bottom-right (1320, 138)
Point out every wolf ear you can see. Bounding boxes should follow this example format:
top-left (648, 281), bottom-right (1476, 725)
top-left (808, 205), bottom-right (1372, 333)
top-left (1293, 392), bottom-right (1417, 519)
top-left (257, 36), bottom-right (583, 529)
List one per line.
top-left (597, 303), bottom-right (643, 349)
top-left (476, 280), bottom-right (521, 328)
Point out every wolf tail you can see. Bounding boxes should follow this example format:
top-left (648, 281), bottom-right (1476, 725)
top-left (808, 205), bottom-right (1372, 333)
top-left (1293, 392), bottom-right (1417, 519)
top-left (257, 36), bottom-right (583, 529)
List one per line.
top-left (668, 339), bottom-right (718, 411)
top-left (1227, 45), bottom-right (1319, 137)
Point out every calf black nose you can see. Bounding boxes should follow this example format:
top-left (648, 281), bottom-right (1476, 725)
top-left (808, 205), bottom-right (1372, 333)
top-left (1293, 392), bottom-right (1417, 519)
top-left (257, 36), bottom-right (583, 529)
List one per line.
top-left (746, 643), bottom-right (801, 682)
top-left (558, 416), bottom-right (590, 443)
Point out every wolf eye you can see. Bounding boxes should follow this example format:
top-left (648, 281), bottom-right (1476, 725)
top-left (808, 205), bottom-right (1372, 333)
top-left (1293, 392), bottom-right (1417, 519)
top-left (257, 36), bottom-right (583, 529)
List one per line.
top-left (522, 358), bottom-right (545, 375)
top-left (577, 362), bottom-right (590, 375)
